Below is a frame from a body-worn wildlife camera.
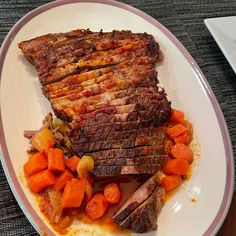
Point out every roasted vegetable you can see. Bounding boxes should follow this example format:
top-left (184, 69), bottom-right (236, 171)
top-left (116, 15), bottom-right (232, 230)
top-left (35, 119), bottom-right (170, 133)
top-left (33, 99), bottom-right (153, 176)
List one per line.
top-left (30, 127), bottom-right (55, 153)
top-left (48, 148), bottom-right (65, 172)
top-left (54, 170), bottom-right (73, 191)
top-left (61, 178), bottom-right (86, 208)
top-left (163, 159), bottom-right (189, 176)
top-left (166, 124), bottom-right (187, 140)
top-left (104, 183), bottom-right (121, 204)
top-left (48, 188), bottom-right (63, 223)
top-left (77, 155), bottom-right (94, 201)
top-left (170, 109), bottom-right (185, 123)
top-left (28, 170), bottom-right (56, 193)
top-left (86, 193), bottom-right (108, 220)
top-left (162, 175), bottom-right (182, 191)
top-left (171, 143), bottom-right (193, 164)
top-left (24, 152), bottom-right (47, 177)
top-left (65, 156), bottom-right (80, 172)
top-left (77, 155), bottom-right (94, 179)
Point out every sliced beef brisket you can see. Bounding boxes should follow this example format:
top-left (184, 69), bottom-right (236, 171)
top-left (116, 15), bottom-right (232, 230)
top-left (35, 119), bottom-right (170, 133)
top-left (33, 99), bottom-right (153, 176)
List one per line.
top-left (113, 173), bottom-right (165, 233)
top-left (19, 29), bottom-right (171, 178)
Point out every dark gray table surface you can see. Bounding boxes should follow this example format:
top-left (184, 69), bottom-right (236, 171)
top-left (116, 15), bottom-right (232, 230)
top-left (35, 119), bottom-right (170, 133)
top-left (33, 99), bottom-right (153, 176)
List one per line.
top-left (0, 0), bottom-right (236, 235)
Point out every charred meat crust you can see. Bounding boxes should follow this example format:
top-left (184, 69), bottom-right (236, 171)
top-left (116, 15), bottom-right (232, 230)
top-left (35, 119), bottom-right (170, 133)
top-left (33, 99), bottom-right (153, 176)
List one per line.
top-left (119, 186), bottom-right (165, 233)
top-left (18, 29), bottom-right (171, 178)
top-left (112, 172), bottom-right (165, 233)
top-left (113, 172), bottom-right (160, 222)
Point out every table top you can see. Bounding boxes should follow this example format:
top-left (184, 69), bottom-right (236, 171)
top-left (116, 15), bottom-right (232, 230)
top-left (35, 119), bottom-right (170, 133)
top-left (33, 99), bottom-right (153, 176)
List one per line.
top-left (0, 0), bottom-right (236, 235)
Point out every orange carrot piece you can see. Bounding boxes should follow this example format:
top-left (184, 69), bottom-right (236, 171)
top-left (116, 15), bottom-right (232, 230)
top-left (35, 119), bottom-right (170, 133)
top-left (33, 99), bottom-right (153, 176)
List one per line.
top-left (162, 175), bottom-right (182, 191)
top-left (28, 170), bottom-right (56, 193)
top-left (174, 120), bottom-right (193, 144)
top-left (182, 120), bottom-right (193, 137)
top-left (174, 132), bottom-right (191, 144)
top-left (48, 148), bottom-right (65, 172)
top-left (170, 109), bottom-right (185, 123)
top-left (65, 156), bottom-right (80, 172)
top-left (85, 193), bottom-right (108, 220)
top-left (61, 178), bottom-right (86, 208)
top-left (166, 124), bottom-right (187, 139)
top-left (163, 159), bottom-right (189, 175)
top-left (104, 183), bottom-right (121, 204)
top-left (54, 170), bottom-right (73, 191)
top-left (171, 143), bottom-right (193, 164)
top-left (24, 152), bottom-right (47, 177)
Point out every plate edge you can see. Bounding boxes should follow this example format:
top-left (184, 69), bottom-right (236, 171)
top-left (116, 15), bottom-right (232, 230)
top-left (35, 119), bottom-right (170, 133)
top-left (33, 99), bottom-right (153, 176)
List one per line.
top-left (0, 1), bottom-right (234, 236)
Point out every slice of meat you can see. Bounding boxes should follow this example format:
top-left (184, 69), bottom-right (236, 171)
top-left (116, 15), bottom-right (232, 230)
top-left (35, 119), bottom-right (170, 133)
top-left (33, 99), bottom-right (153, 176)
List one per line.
top-left (44, 68), bottom-right (160, 122)
top-left (18, 30), bottom-right (156, 71)
top-left (89, 146), bottom-right (166, 160)
top-left (113, 173), bottom-right (165, 233)
top-left (113, 173), bottom-right (160, 222)
top-left (43, 61), bottom-right (157, 100)
top-left (34, 34), bottom-right (156, 76)
top-left (72, 127), bottom-right (165, 145)
top-left (119, 186), bottom-right (165, 233)
top-left (94, 154), bottom-right (167, 166)
top-left (72, 135), bottom-right (164, 154)
top-left (71, 125), bottom-right (165, 146)
top-left (19, 29), bottom-right (172, 179)
top-left (42, 57), bottom-right (156, 96)
top-left (19, 30), bottom-right (160, 85)
top-left (91, 164), bottom-right (162, 177)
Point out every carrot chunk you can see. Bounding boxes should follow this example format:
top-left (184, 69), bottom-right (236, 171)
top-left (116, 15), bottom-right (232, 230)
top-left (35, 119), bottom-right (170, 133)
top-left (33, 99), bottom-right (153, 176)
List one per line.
top-left (61, 178), bottom-right (86, 208)
top-left (174, 132), bottom-right (192, 144)
top-left (86, 193), bottom-right (108, 220)
top-left (28, 170), bottom-right (56, 193)
top-left (163, 159), bottom-right (189, 175)
top-left (171, 143), bottom-right (193, 163)
top-left (104, 183), bottom-right (121, 204)
top-left (170, 109), bottom-right (185, 123)
top-left (65, 156), bottom-right (80, 172)
top-left (48, 148), bottom-right (65, 172)
top-left (174, 120), bottom-right (193, 144)
top-left (162, 175), bottom-right (182, 191)
top-left (166, 124), bottom-right (187, 139)
top-left (54, 170), bottom-right (73, 191)
top-left (182, 120), bottom-right (193, 137)
top-left (24, 152), bottom-right (47, 177)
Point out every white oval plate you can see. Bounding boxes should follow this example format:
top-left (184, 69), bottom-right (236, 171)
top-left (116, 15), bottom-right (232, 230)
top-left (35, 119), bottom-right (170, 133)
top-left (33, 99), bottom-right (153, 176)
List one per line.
top-left (0, 1), bottom-right (234, 236)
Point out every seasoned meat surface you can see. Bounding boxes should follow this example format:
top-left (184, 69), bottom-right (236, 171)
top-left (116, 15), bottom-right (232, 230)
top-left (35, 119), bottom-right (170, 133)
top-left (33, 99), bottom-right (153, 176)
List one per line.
top-left (113, 173), bottom-right (165, 233)
top-left (119, 186), bottom-right (165, 233)
top-left (19, 29), bottom-right (171, 177)
top-left (113, 172), bottom-right (160, 222)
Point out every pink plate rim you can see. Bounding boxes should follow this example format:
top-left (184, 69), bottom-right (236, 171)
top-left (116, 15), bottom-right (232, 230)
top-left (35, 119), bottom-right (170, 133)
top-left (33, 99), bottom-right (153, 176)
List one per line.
top-left (0, 0), bottom-right (234, 235)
